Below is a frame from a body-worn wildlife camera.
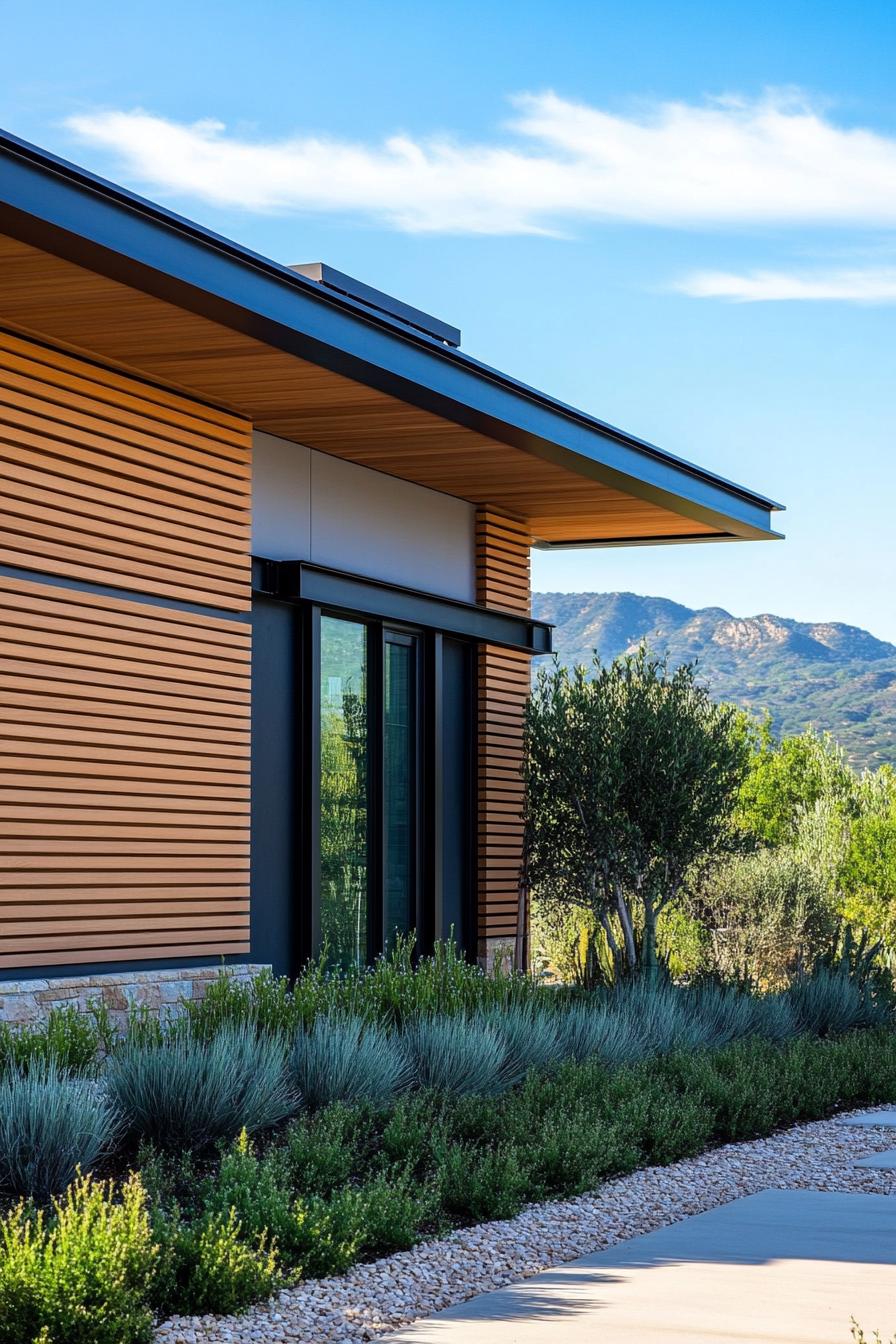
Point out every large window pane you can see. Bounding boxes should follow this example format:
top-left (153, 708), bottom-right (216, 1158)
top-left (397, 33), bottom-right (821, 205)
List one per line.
top-left (319, 617), bottom-right (368, 968)
top-left (384, 637), bottom-right (416, 947)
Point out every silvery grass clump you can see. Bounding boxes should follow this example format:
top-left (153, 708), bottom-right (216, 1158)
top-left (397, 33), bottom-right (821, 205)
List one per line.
top-left (749, 992), bottom-right (799, 1042)
top-left (0, 1060), bottom-right (119, 1200)
top-left (685, 984), bottom-right (770, 1049)
top-left (595, 981), bottom-right (712, 1058)
top-left (290, 1015), bottom-right (413, 1109)
top-left (485, 1005), bottom-right (562, 1087)
top-left (786, 968), bottom-right (884, 1038)
top-left (554, 1001), bottom-right (644, 1067)
top-left (403, 1015), bottom-right (507, 1096)
top-left (105, 1023), bottom-right (296, 1149)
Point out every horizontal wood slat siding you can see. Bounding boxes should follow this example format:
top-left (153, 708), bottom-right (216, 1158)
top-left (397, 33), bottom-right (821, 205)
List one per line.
top-left (0, 569), bottom-right (250, 969)
top-left (476, 510), bottom-right (531, 948)
top-left (0, 329), bottom-right (251, 611)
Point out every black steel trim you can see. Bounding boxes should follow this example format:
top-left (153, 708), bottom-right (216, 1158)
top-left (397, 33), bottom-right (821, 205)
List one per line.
top-left (0, 128), bottom-right (782, 540)
top-left (0, 561), bottom-right (251, 621)
top-left (253, 558), bottom-right (552, 655)
top-left (1, 954), bottom-right (253, 983)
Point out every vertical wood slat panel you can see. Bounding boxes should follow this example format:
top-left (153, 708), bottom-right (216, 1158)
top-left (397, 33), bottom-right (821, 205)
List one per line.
top-left (0, 574), bottom-right (250, 970)
top-left (0, 329), bottom-right (251, 612)
top-left (475, 510), bottom-right (531, 948)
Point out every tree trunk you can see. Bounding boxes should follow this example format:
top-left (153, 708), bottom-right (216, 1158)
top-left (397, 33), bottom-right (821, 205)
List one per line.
top-left (642, 892), bottom-right (659, 981)
top-left (613, 880), bottom-right (638, 971)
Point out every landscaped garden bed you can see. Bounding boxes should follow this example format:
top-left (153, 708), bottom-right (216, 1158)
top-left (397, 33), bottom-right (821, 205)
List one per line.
top-left (0, 945), bottom-right (895, 1344)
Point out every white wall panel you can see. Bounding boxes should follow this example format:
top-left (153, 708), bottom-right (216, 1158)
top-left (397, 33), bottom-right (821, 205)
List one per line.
top-left (252, 431), bottom-right (476, 603)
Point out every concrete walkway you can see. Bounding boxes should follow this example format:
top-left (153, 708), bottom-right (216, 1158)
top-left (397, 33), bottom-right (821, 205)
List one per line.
top-left (384, 1189), bottom-right (896, 1343)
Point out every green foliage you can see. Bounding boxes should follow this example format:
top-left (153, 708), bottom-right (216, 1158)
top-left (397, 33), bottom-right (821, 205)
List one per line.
top-left (153, 1206), bottom-right (279, 1318)
top-left (5, 1025), bottom-right (896, 1332)
top-left (0, 1005), bottom-right (114, 1079)
top-left (289, 1016), bottom-right (412, 1109)
top-left (183, 937), bottom-right (544, 1040)
top-left (403, 1017), bottom-right (507, 1096)
top-left (434, 1140), bottom-right (530, 1223)
top-left (735, 721), bottom-right (855, 847)
top-left (281, 1105), bottom-right (364, 1196)
top-left (840, 777), bottom-right (896, 945)
top-left (525, 648), bottom-right (748, 975)
top-left (105, 1024), bottom-right (296, 1150)
top-left (0, 1063), bottom-right (119, 1201)
top-left (0, 1172), bottom-right (157, 1344)
top-left (350, 1171), bottom-right (436, 1256)
top-left (689, 847), bottom-right (839, 987)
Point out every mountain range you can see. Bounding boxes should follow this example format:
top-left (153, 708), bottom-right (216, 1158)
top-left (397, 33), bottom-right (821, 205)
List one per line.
top-left (532, 591), bottom-right (896, 771)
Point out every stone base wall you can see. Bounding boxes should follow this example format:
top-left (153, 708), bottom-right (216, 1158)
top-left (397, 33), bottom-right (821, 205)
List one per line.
top-left (479, 936), bottom-right (516, 975)
top-left (0, 965), bottom-right (269, 1028)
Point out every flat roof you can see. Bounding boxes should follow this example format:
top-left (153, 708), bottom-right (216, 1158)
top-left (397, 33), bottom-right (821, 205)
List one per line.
top-left (0, 128), bottom-right (783, 546)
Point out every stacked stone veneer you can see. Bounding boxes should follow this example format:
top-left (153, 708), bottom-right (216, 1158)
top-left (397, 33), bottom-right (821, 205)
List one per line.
top-left (0, 965), bottom-right (270, 1028)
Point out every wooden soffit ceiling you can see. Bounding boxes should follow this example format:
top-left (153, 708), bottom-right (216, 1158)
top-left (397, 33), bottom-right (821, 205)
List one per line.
top-left (0, 232), bottom-right (723, 546)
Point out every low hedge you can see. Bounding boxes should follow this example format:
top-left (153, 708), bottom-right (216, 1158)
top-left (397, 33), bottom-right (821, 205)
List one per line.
top-left (2, 1027), bottom-right (896, 1343)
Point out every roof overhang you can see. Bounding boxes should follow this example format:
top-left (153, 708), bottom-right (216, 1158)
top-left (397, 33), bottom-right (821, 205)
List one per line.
top-left (0, 129), bottom-right (783, 547)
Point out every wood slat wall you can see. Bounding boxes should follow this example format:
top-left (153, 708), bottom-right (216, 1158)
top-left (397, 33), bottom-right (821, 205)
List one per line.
top-left (0, 328), bottom-right (252, 612)
top-left (0, 330), bottom-right (252, 972)
top-left (475, 509), bottom-right (531, 952)
top-left (0, 574), bottom-right (251, 970)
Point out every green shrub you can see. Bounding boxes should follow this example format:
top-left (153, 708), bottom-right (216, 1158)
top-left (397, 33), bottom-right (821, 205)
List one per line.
top-left (403, 1017), bottom-right (507, 1096)
top-left (435, 1140), bottom-right (530, 1223)
top-left (290, 1016), bottom-right (412, 1109)
top-left (153, 1207), bottom-right (279, 1318)
top-left (0, 1005), bottom-right (114, 1078)
top-left (0, 1172), bottom-right (157, 1344)
top-left (199, 1131), bottom-right (297, 1253)
top-left (281, 1105), bottom-right (363, 1196)
top-left (0, 1063), bottom-right (119, 1200)
top-left (183, 939), bottom-right (547, 1040)
top-left (353, 1170), bottom-right (436, 1254)
top-left (378, 1094), bottom-right (442, 1175)
top-left (691, 847), bottom-right (838, 987)
top-left (105, 1025), bottom-right (296, 1150)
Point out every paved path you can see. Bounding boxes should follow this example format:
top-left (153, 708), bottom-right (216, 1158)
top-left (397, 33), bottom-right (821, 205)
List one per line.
top-left (384, 1188), bottom-right (896, 1344)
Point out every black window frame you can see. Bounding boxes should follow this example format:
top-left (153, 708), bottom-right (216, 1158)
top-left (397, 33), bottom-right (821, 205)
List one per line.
top-left (303, 602), bottom-right (437, 969)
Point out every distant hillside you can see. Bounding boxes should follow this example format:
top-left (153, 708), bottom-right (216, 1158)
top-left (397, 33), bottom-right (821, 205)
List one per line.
top-left (533, 591), bottom-right (896, 771)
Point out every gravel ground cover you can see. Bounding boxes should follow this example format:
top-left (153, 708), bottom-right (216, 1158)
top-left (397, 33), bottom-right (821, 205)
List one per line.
top-left (155, 1105), bottom-right (896, 1344)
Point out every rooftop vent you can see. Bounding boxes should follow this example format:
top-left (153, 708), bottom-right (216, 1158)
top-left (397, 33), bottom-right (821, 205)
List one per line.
top-left (290, 262), bottom-right (461, 348)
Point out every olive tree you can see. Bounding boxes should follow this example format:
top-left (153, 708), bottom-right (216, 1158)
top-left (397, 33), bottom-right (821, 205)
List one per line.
top-left (523, 648), bottom-right (748, 976)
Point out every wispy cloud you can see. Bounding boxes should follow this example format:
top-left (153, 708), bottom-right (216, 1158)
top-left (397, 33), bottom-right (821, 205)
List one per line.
top-left (674, 266), bottom-right (896, 302)
top-left (65, 90), bottom-right (896, 235)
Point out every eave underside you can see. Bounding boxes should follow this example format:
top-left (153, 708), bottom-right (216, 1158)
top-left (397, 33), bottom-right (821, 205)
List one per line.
top-left (0, 231), bottom-right (749, 546)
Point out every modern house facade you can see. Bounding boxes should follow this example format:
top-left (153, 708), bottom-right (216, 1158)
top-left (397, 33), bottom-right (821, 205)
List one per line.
top-left (0, 130), bottom-right (782, 1018)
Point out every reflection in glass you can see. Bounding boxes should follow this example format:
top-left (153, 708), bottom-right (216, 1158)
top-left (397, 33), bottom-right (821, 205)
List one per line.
top-left (319, 617), bottom-right (368, 968)
top-left (384, 638), bottom-right (415, 947)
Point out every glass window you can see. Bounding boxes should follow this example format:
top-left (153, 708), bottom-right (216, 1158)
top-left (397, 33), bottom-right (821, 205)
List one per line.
top-left (319, 616), bottom-right (368, 969)
top-left (383, 635), bottom-right (417, 948)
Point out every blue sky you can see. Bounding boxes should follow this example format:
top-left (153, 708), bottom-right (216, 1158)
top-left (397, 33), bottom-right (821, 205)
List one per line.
top-left (4, 1), bottom-right (895, 637)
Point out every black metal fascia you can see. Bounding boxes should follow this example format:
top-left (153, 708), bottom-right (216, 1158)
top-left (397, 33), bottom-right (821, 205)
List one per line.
top-left (0, 129), bottom-right (783, 541)
top-left (252, 559), bottom-right (553, 656)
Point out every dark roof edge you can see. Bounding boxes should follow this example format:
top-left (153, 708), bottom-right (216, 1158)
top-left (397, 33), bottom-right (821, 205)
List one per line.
top-left (0, 128), bottom-right (783, 538)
